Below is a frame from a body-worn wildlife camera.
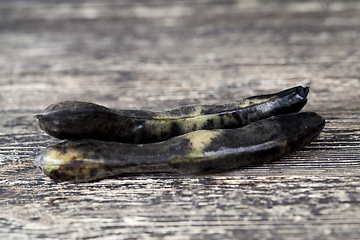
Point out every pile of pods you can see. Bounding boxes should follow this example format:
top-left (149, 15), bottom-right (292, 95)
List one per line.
top-left (35, 86), bottom-right (325, 182)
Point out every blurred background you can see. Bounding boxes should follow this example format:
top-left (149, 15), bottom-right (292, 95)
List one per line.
top-left (1, 0), bottom-right (359, 114)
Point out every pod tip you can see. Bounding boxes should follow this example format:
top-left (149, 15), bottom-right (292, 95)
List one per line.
top-left (298, 86), bottom-right (310, 98)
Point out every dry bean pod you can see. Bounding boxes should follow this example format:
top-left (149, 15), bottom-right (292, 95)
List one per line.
top-left (35, 86), bottom-right (309, 143)
top-left (35, 112), bottom-right (325, 182)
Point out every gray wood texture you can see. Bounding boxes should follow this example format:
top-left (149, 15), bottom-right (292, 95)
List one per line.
top-left (1, 0), bottom-right (360, 239)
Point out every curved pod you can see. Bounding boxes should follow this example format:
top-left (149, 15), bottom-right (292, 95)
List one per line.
top-left (35, 112), bottom-right (325, 182)
top-left (36, 86), bottom-right (309, 143)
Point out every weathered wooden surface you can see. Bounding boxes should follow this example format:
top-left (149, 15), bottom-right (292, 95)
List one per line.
top-left (1, 0), bottom-right (360, 239)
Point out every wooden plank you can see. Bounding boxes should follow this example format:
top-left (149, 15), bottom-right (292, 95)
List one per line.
top-left (1, 0), bottom-right (360, 239)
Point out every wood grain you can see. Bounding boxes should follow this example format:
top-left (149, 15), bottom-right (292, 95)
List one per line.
top-left (1, 0), bottom-right (360, 239)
